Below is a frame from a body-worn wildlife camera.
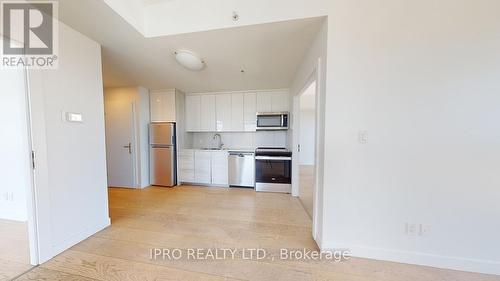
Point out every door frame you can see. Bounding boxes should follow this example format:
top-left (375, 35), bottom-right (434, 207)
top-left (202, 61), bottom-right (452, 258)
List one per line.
top-left (104, 89), bottom-right (140, 189)
top-left (2, 36), bottom-right (41, 265)
top-left (22, 68), bottom-right (40, 265)
top-left (292, 58), bottom-right (323, 242)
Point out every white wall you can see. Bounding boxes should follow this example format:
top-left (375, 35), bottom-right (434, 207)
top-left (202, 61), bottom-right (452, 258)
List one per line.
top-left (137, 87), bottom-right (150, 188)
top-left (28, 22), bottom-right (110, 262)
top-left (322, 0), bottom-right (500, 275)
top-left (69, 0), bottom-right (500, 275)
top-left (298, 110), bottom-right (315, 165)
top-left (191, 131), bottom-right (288, 150)
top-left (0, 51), bottom-right (30, 222)
top-left (286, 1), bottom-right (500, 275)
top-left (289, 18), bottom-right (328, 243)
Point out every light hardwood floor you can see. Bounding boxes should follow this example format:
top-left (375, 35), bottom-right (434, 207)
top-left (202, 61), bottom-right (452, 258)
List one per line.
top-left (15, 186), bottom-right (500, 281)
top-left (0, 220), bottom-right (32, 281)
top-left (299, 165), bottom-right (315, 218)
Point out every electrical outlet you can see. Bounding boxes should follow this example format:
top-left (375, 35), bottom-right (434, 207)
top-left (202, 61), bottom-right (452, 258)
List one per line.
top-left (405, 223), bottom-right (430, 237)
top-left (419, 224), bottom-right (429, 236)
top-left (405, 223), bottom-right (418, 236)
top-left (2, 192), bottom-right (14, 202)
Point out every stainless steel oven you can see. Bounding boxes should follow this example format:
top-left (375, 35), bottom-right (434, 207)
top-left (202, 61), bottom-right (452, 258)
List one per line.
top-left (256, 112), bottom-right (289, 130)
top-left (255, 148), bottom-right (292, 193)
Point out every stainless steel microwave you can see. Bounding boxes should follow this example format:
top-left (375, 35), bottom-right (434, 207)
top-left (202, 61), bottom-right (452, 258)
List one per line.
top-left (256, 112), bottom-right (289, 130)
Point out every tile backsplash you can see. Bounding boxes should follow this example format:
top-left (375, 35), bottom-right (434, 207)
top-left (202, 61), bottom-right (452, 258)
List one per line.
top-left (190, 131), bottom-right (288, 150)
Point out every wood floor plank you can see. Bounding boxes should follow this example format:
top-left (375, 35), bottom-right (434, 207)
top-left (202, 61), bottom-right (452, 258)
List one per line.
top-left (71, 237), bottom-right (314, 281)
top-left (14, 267), bottom-right (98, 281)
top-left (0, 220), bottom-right (30, 264)
top-left (0, 259), bottom-right (33, 281)
top-left (0, 220), bottom-right (32, 280)
top-left (15, 185), bottom-right (500, 281)
top-left (95, 224), bottom-right (318, 250)
top-left (298, 165), bottom-right (314, 218)
top-left (109, 207), bottom-right (312, 238)
top-left (42, 250), bottom-right (244, 281)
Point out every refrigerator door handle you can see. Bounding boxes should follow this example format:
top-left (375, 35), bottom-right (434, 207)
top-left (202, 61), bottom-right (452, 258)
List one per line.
top-left (123, 142), bottom-right (132, 154)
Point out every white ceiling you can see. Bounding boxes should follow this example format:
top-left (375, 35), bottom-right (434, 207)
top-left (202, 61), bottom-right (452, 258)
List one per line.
top-left (141, 0), bottom-right (173, 6)
top-left (58, 1), bottom-right (324, 93)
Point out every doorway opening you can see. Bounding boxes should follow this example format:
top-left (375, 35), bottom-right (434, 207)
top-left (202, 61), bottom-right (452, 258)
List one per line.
top-left (292, 64), bottom-right (323, 242)
top-left (104, 87), bottom-right (151, 189)
top-left (297, 81), bottom-right (317, 218)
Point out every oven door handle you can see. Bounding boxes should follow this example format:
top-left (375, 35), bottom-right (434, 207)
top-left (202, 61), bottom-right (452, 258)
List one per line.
top-left (255, 156), bottom-right (292, 161)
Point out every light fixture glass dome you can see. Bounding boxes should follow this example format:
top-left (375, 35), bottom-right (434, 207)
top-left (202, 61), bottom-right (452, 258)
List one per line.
top-left (174, 50), bottom-right (205, 71)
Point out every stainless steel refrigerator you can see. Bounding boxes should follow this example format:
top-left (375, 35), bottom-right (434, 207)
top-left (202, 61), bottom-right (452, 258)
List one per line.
top-left (150, 123), bottom-right (177, 187)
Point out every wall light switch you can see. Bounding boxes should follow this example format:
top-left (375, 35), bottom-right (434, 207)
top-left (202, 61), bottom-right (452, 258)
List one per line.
top-left (65, 112), bottom-right (83, 123)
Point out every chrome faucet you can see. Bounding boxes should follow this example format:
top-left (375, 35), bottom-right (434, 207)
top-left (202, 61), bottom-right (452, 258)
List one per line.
top-left (213, 134), bottom-right (223, 150)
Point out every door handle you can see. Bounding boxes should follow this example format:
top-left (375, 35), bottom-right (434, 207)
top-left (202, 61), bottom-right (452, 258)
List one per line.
top-left (123, 143), bottom-right (132, 154)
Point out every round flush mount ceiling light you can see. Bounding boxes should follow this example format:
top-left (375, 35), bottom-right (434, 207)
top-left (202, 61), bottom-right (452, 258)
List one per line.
top-left (174, 50), bottom-right (205, 71)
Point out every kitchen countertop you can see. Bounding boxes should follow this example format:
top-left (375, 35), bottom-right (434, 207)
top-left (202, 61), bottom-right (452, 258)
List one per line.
top-left (183, 148), bottom-right (255, 153)
top-left (226, 148), bottom-right (255, 153)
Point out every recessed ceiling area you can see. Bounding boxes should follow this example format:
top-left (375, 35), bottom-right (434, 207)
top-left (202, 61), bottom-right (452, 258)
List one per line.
top-left (141, 0), bottom-right (174, 6)
top-left (58, 0), bottom-right (325, 93)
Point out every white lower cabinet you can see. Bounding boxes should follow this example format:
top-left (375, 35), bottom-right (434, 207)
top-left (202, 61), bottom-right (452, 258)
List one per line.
top-left (194, 150), bottom-right (212, 184)
top-left (178, 149), bottom-right (195, 182)
top-left (179, 149), bottom-right (228, 186)
top-left (211, 151), bottom-right (228, 185)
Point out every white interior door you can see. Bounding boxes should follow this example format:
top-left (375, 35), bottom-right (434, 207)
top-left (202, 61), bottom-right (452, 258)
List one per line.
top-left (104, 92), bottom-right (136, 188)
top-left (0, 50), bottom-right (38, 266)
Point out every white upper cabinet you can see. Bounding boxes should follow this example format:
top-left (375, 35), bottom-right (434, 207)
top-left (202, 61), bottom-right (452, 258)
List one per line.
top-left (200, 95), bottom-right (216, 131)
top-left (216, 94), bottom-right (232, 132)
top-left (243, 92), bottom-right (257, 131)
top-left (186, 90), bottom-right (288, 132)
top-left (271, 91), bottom-right (290, 112)
top-left (231, 93), bottom-right (244, 131)
top-left (185, 95), bottom-right (201, 131)
top-left (150, 90), bottom-right (176, 122)
top-left (256, 92), bottom-right (272, 112)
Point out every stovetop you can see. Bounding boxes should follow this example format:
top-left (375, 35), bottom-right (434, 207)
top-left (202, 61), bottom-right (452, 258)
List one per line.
top-left (255, 147), bottom-right (292, 157)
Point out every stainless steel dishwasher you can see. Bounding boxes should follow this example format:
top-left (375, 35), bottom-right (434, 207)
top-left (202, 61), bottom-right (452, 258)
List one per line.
top-left (228, 152), bottom-right (255, 188)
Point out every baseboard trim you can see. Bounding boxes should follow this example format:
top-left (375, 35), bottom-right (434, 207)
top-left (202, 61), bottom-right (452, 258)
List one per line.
top-left (321, 241), bottom-right (500, 276)
top-left (44, 217), bottom-right (111, 263)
